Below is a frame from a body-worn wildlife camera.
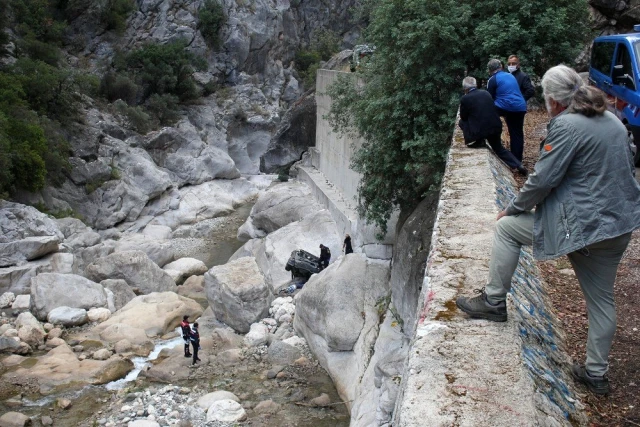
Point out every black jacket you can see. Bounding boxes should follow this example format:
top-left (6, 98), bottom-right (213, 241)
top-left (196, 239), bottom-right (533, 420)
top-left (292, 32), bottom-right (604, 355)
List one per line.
top-left (459, 88), bottom-right (502, 143)
top-left (511, 68), bottom-right (535, 101)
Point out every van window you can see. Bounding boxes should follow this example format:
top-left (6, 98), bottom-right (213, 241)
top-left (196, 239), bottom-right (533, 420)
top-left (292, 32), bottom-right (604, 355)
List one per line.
top-left (592, 41), bottom-right (616, 75)
top-left (615, 43), bottom-right (636, 90)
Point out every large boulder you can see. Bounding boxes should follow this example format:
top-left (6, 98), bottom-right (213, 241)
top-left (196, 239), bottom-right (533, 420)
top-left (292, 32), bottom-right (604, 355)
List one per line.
top-left (30, 273), bottom-right (108, 321)
top-left (197, 391), bottom-right (240, 410)
top-left (94, 292), bottom-right (202, 338)
top-left (0, 252), bottom-right (76, 295)
top-left (237, 181), bottom-right (321, 241)
top-left (206, 400), bottom-right (247, 423)
top-left (47, 306), bottom-right (88, 327)
top-left (0, 236), bottom-right (60, 268)
top-left (0, 201), bottom-right (63, 243)
top-left (85, 251), bottom-right (176, 295)
top-left (55, 217), bottom-right (101, 249)
top-left (8, 343), bottom-right (133, 392)
top-left (163, 258), bottom-right (207, 284)
top-left (293, 254), bottom-right (391, 407)
top-left (113, 235), bottom-right (174, 268)
top-left (204, 257), bottom-right (272, 333)
top-left (100, 279), bottom-right (136, 311)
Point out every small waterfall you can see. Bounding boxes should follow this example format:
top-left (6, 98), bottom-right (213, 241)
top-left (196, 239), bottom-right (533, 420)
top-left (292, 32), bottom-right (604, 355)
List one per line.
top-left (105, 328), bottom-right (184, 390)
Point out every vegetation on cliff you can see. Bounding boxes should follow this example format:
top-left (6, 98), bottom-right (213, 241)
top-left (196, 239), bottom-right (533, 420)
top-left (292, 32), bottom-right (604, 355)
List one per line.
top-left (327, 0), bottom-right (590, 233)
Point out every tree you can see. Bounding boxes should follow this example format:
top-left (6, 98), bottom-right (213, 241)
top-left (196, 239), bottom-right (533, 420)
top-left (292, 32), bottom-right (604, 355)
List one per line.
top-left (327, 0), bottom-right (472, 233)
top-left (198, 0), bottom-right (225, 48)
top-left (327, 0), bottom-right (590, 234)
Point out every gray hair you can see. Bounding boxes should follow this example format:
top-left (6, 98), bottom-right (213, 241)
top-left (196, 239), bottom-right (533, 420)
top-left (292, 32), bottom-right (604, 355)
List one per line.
top-left (487, 59), bottom-right (502, 73)
top-left (462, 76), bottom-right (477, 90)
top-left (542, 65), bottom-right (606, 116)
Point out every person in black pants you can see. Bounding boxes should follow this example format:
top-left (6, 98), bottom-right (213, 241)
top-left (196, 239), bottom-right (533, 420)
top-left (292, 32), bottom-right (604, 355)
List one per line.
top-left (180, 315), bottom-right (191, 357)
top-left (190, 322), bottom-right (201, 365)
top-left (343, 234), bottom-right (353, 255)
top-left (459, 76), bottom-right (528, 175)
top-left (487, 59), bottom-right (528, 162)
top-left (319, 244), bottom-right (331, 270)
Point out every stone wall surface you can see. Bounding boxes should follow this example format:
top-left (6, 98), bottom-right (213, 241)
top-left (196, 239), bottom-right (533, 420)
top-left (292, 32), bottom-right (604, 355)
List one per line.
top-left (393, 120), bottom-right (588, 426)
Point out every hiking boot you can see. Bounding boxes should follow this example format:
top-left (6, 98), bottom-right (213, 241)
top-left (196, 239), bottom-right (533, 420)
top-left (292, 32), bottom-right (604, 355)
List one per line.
top-left (455, 288), bottom-right (507, 322)
top-left (516, 166), bottom-right (528, 176)
top-left (184, 353), bottom-right (192, 358)
top-left (571, 364), bottom-right (610, 395)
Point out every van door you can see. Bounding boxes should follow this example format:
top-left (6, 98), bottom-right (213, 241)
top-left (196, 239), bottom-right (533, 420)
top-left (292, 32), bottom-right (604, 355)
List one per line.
top-left (609, 42), bottom-right (640, 120)
top-left (590, 40), bottom-right (616, 91)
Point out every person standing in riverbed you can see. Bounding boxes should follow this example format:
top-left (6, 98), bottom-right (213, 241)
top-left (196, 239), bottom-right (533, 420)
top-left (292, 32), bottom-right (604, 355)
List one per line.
top-left (180, 315), bottom-right (192, 358)
top-left (190, 322), bottom-right (201, 365)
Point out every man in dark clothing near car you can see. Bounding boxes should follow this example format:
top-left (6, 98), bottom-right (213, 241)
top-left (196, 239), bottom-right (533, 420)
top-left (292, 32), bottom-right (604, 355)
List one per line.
top-left (180, 315), bottom-right (192, 358)
top-left (459, 76), bottom-right (528, 175)
top-left (487, 58), bottom-right (528, 162)
top-left (319, 244), bottom-right (331, 270)
top-left (343, 234), bottom-right (353, 254)
top-left (507, 55), bottom-right (535, 101)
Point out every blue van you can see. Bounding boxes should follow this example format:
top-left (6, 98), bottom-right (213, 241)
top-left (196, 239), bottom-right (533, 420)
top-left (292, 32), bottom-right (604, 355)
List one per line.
top-left (589, 27), bottom-right (640, 164)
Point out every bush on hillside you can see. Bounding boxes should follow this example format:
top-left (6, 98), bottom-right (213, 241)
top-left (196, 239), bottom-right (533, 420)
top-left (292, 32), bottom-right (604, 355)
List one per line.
top-left (145, 93), bottom-right (180, 126)
top-left (101, 0), bottom-right (136, 34)
top-left (198, 0), bottom-right (225, 48)
top-left (100, 71), bottom-right (139, 105)
top-left (116, 41), bottom-right (207, 102)
top-left (10, 0), bottom-right (67, 44)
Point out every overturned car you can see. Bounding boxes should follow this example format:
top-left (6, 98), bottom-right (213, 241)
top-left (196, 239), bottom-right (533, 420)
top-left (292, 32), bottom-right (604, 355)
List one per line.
top-left (285, 249), bottom-right (322, 279)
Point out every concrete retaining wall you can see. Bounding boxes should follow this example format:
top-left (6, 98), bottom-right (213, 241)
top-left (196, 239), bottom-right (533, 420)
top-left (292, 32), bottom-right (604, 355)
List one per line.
top-left (393, 121), bottom-right (587, 426)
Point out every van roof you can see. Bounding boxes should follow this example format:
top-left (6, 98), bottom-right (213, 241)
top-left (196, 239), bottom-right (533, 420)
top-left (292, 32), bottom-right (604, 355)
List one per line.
top-left (595, 33), bottom-right (640, 43)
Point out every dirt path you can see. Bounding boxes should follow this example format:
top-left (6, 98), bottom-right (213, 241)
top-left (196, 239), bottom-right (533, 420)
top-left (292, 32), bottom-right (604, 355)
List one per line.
top-left (513, 110), bottom-right (640, 426)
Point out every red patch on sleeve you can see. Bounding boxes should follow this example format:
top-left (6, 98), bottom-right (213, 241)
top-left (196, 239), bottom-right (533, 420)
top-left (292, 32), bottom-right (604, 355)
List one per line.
top-left (544, 144), bottom-right (552, 152)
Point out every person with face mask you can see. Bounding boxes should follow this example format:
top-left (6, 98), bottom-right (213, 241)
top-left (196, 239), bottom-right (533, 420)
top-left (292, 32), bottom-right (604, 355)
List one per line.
top-left (456, 65), bottom-right (640, 396)
top-left (486, 58), bottom-right (528, 162)
top-left (507, 55), bottom-right (535, 101)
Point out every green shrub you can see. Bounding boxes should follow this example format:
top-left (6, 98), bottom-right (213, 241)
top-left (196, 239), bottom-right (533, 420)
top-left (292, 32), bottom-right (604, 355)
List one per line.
top-left (101, 0), bottom-right (135, 34)
top-left (311, 29), bottom-right (341, 61)
top-left (145, 93), bottom-right (180, 126)
top-left (114, 99), bottom-right (151, 134)
top-left (294, 50), bottom-right (321, 73)
top-left (10, 58), bottom-right (79, 122)
top-left (117, 41), bottom-right (207, 102)
top-left (10, 0), bottom-right (67, 44)
top-left (198, 0), bottom-right (225, 48)
top-left (16, 35), bottom-right (62, 65)
top-left (100, 71), bottom-right (139, 105)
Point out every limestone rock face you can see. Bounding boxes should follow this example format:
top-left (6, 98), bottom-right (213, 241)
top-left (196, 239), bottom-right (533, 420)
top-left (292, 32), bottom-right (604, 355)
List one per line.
top-left (390, 195), bottom-right (439, 332)
top-left (101, 279), bottom-right (136, 312)
top-left (260, 94), bottom-right (317, 173)
top-left (113, 235), bottom-right (175, 268)
top-left (0, 200), bottom-right (63, 244)
top-left (94, 292), bottom-right (202, 338)
top-left (237, 181), bottom-right (321, 241)
top-left (141, 126), bottom-right (240, 185)
top-left (47, 306), bottom-right (88, 327)
top-left (56, 217), bottom-right (101, 250)
top-left (85, 250), bottom-right (176, 295)
top-left (30, 273), bottom-right (108, 321)
top-left (293, 254), bottom-right (391, 406)
top-left (205, 257), bottom-right (272, 334)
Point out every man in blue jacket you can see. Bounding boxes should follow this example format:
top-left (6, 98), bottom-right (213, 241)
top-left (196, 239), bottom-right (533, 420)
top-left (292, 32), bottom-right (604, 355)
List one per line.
top-left (487, 58), bottom-right (528, 162)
